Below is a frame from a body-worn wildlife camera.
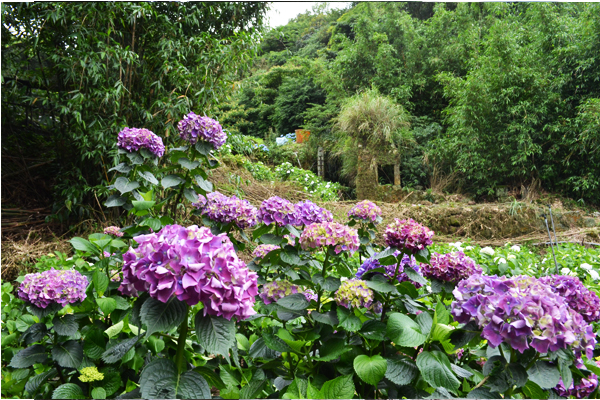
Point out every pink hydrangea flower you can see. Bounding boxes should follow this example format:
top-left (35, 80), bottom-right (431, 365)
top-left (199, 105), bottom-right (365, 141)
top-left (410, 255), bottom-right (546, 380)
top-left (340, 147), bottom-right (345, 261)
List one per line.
top-left (348, 200), bottom-right (382, 224)
top-left (119, 224), bottom-right (258, 320)
top-left (384, 218), bottom-right (434, 252)
top-left (18, 268), bottom-right (88, 309)
top-left (421, 251), bottom-right (482, 284)
top-left (252, 244), bottom-right (280, 259)
top-left (103, 226), bottom-right (123, 237)
top-left (300, 221), bottom-right (359, 254)
top-left (117, 127), bottom-right (164, 157)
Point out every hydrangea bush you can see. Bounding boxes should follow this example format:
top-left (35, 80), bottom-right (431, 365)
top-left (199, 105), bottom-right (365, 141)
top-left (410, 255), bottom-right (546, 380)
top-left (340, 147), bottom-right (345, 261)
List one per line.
top-left (5, 114), bottom-right (600, 400)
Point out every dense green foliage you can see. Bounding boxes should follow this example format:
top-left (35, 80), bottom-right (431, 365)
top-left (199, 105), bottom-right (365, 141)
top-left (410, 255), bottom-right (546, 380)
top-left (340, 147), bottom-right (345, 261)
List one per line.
top-left (1, 2), bottom-right (268, 219)
top-left (220, 2), bottom-right (600, 203)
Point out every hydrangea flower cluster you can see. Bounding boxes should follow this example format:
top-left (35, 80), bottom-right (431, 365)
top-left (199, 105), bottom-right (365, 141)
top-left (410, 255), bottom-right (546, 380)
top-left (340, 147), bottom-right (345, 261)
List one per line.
top-left (421, 251), bottom-right (482, 284)
top-left (300, 221), bottom-right (359, 254)
top-left (356, 249), bottom-right (423, 287)
top-left (451, 275), bottom-right (596, 358)
top-left (252, 244), bottom-right (280, 259)
top-left (259, 280), bottom-right (315, 304)
top-left (258, 196), bottom-right (298, 227)
top-left (18, 268), bottom-right (88, 309)
top-left (348, 200), bottom-right (382, 223)
top-left (119, 225), bottom-right (258, 320)
top-left (335, 279), bottom-right (381, 313)
top-left (539, 275), bottom-right (600, 323)
top-left (384, 218), bottom-right (434, 252)
top-left (294, 200), bottom-right (333, 226)
top-left (117, 127), bottom-right (165, 157)
top-left (79, 367), bottom-right (104, 383)
top-left (103, 226), bottom-right (123, 237)
top-left (554, 363), bottom-right (598, 398)
top-left (193, 192), bottom-right (258, 229)
top-left (177, 112), bottom-right (226, 149)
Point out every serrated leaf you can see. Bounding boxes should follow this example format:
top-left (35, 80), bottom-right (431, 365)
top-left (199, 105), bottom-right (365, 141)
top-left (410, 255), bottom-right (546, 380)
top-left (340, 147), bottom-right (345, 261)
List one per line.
top-left (178, 370), bottom-right (212, 399)
top-left (195, 175), bottom-right (213, 192)
top-left (9, 344), bottom-right (48, 368)
top-left (318, 375), bottom-right (355, 399)
top-left (115, 177), bottom-right (139, 194)
top-left (195, 313), bottom-right (235, 360)
top-left (386, 356), bottom-right (419, 385)
top-left (195, 141), bottom-right (213, 155)
top-left (263, 332), bottom-right (292, 352)
top-left (52, 340), bottom-right (83, 368)
top-left (416, 350), bottom-right (461, 391)
top-left (141, 296), bottom-right (187, 337)
top-left (97, 297), bottom-right (117, 315)
top-left (178, 157), bottom-right (200, 170)
top-left (140, 217), bottom-right (162, 231)
top-left (336, 307), bottom-right (362, 332)
top-left (387, 313), bottom-right (427, 347)
top-left (240, 379), bottom-right (266, 399)
top-left (528, 361), bottom-right (561, 389)
top-left (25, 368), bottom-right (56, 396)
top-left (249, 337), bottom-right (279, 360)
top-left (52, 383), bottom-right (84, 399)
top-left (312, 309), bottom-right (339, 326)
top-left (259, 233), bottom-right (282, 245)
top-left (354, 354), bottom-right (387, 386)
top-left (111, 295), bottom-right (131, 310)
top-left (139, 359), bottom-right (177, 399)
top-left (92, 387), bottom-right (106, 399)
top-left (131, 200), bottom-right (156, 211)
top-left (52, 314), bottom-right (78, 337)
top-left (70, 237), bottom-right (99, 254)
top-left (276, 293), bottom-right (309, 310)
top-left (184, 188), bottom-right (199, 202)
top-left (522, 381), bottom-right (548, 399)
top-left (316, 338), bottom-right (350, 361)
top-left (83, 328), bottom-right (106, 360)
top-left (365, 275), bottom-right (398, 294)
top-left (360, 320), bottom-right (387, 341)
top-left (105, 194), bottom-right (127, 208)
top-left (109, 162), bottom-right (131, 173)
top-left (104, 320), bottom-right (124, 338)
top-left (102, 336), bottom-right (140, 364)
top-left (161, 174), bottom-right (184, 188)
top-left (22, 323), bottom-right (47, 344)
top-left (138, 170), bottom-right (158, 185)
top-left (100, 371), bottom-right (122, 397)
top-left (92, 270), bottom-right (109, 297)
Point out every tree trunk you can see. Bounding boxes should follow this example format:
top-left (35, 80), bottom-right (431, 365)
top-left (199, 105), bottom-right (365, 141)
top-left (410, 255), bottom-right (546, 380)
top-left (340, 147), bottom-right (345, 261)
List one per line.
top-left (356, 146), bottom-right (379, 200)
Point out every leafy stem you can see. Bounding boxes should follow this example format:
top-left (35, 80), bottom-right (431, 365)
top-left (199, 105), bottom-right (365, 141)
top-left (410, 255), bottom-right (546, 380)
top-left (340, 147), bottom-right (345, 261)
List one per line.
top-left (175, 305), bottom-right (190, 376)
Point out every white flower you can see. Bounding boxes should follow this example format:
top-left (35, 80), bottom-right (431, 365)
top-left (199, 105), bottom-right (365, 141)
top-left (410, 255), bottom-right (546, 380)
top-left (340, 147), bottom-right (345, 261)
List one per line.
top-left (304, 187), bottom-right (308, 190)
top-left (510, 245), bottom-right (521, 252)
top-left (340, 277), bottom-right (348, 282)
top-left (507, 254), bottom-right (516, 260)
top-left (498, 258), bottom-right (507, 264)
top-left (449, 242), bottom-right (464, 251)
top-left (480, 247), bottom-right (495, 256)
top-left (590, 270), bottom-right (600, 280)
top-left (561, 267), bottom-right (571, 275)
top-left (581, 263), bottom-right (593, 270)
top-left (426, 285), bottom-right (432, 293)
top-left (287, 170), bottom-right (291, 173)
top-left (465, 246), bottom-right (474, 251)
top-left (542, 258), bottom-right (547, 263)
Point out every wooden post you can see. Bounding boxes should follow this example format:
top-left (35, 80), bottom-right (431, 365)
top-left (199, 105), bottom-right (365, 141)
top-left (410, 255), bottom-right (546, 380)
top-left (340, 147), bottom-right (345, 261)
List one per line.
top-left (394, 163), bottom-right (401, 187)
top-left (317, 147), bottom-right (324, 178)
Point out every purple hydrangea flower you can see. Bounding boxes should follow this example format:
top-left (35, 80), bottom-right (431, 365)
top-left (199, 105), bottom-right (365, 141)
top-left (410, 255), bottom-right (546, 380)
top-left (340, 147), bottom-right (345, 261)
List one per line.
top-left (252, 244), bottom-right (280, 259)
top-left (421, 251), bottom-right (482, 284)
top-left (555, 362), bottom-right (599, 398)
top-left (258, 196), bottom-right (298, 227)
top-left (284, 234), bottom-right (297, 246)
top-left (300, 221), bottom-right (359, 254)
top-left (259, 280), bottom-right (313, 304)
top-left (539, 275), bottom-right (600, 323)
top-left (294, 200), bottom-right (333, 226)
top-left (119, 224), bottom-right (258, 320)
top-left (335, 279), bottom-right (380, 312)
top-left (356, 249), bottom-right (423, 288)
top-left (177, 112), bottom-right (226, 149)
top-left (451, 275), bottom-right (596, 358)
top-left (193, 192), bottom-right (258, 229)
top-left (103, 226), bottom-right (123, 237)
top-left (303, 289), bottom-right (317, 302)
top-left (348, 200), bottom-right (382, 224)
top-left (18, 268), bottom-right (88, 309)
top-left (117, 127), bottom-right (165, 157)
top-left (384, 218), bottom-right (434, 252)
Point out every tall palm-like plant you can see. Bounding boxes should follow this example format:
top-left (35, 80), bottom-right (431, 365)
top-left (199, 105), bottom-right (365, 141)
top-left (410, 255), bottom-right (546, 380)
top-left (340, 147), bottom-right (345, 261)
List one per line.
top-left (334, 88), bottom-right (412, 199)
